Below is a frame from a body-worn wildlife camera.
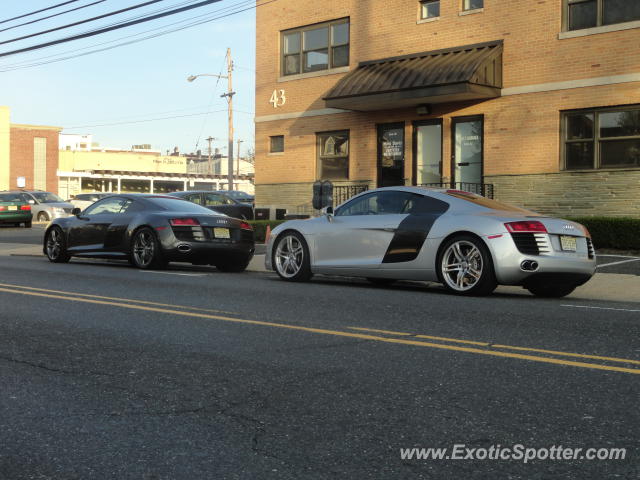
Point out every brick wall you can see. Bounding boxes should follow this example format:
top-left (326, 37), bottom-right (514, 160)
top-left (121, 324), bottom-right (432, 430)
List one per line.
top-left (10, 126), bottom-right (61, 193)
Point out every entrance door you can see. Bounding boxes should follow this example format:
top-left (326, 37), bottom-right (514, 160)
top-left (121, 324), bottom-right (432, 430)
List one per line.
top-left (452, 116), bottom-right (483, 188)
top-left (377, 123), bottom-right (405, 187)
top-left (413, 120), bottom-right (442, 186)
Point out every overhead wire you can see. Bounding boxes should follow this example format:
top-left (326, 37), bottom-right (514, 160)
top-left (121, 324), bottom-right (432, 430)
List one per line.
top-left (0, 1), bottom-right (81, 26)
top-left (0, 1), bottom-right (107, 35)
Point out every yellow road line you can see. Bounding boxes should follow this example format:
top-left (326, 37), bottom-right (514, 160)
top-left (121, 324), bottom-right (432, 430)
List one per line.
top-left (0, 282), bottom-right (237, 316)
top-left (0, 286), bottom-right (638, 375)
top-left (349, 327), bottom-right (489, 346)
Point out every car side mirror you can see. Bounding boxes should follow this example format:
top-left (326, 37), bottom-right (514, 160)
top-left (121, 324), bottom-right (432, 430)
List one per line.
top-left (72, 208), bottom-right (82, 216)
top-left (322, 206), bottom-right (334, 222)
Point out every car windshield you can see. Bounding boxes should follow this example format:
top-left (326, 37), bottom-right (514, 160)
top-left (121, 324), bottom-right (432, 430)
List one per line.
top-left (31, 192), bottom-right (65, 203)
top-left (445, 191), bottom-right (531, 213)
top-left (0, 193), bottom-right (25, 202)
top-left (146, 196), bottom-right (221, 214)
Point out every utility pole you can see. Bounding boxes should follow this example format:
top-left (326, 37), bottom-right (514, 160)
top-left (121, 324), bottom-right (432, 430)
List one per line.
top-left (206, 136), bottom-right (215, 175)
top-left (220, 48), bottom-right (236, 191)
top-left (236, 139), bottom-right (243, 176)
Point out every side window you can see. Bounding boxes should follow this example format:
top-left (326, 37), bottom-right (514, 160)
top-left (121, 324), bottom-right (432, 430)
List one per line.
top-left (84, 197), bottom-right (126, 215)
top-left (204, 193), bottom-right (225, 206)
top-left (336, 191), bottom-right (417, 216)
top-left (185, 194), bottom-right (203, 205)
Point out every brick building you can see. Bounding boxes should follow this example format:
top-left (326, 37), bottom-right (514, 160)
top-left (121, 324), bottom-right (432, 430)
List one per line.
top-left (254, 0), bottom-right (640, 217)
top-left (0, 106), bottom-right (62, 193)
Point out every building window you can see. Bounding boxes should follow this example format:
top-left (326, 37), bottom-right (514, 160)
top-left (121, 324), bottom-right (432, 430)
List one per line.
top-left (420, 0), bottom-right (440, 19)
top-left (282, 19), bottom-right (349, 77)
top-left (270, 135), bottom-right (284, 153)
top-left (33, 137), bottom-right (47, 190)
top-left (463, 0), bottom-right (483, 11)
top-left (565, 0), bottom-right (640, 31)
top-left (563, 106), bottom-right (640, 170)
top-left (317, 131), bottom-right (349, 180)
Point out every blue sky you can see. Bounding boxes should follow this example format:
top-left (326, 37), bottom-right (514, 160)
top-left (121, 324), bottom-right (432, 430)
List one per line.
top-left (0, 0), bottom-right (257, 157)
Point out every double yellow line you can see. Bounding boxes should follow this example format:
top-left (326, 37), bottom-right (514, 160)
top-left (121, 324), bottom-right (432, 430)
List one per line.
top-left (0, 282), bottom-right (638, 375)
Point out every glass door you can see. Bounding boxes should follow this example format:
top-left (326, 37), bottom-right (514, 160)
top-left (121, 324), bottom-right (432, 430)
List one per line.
top-left (452, 116), bottom-right (483, 187)
top-left (377, 122), bottom-right (405, 187)
top-left (413, 120), bottom-right (442, 186)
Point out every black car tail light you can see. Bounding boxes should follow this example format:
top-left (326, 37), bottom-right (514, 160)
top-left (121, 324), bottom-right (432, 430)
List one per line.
top-left (170, 218), bottom-right (200, 226)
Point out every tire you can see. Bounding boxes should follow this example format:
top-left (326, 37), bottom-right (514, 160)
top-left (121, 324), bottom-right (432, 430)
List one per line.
top-left (437, 234), bottom-right (497, 296)
top-left (526, 284), bottom-right (576, 298)
top-left (215, 257), bottom-right (251, 273)
top-left (37, 212), bottom-right (49, 222)
top-left (130, 227), bottom-right (166, 269)
top-left (366, 278), bottom-right (397, 286)
top-left (273, 231), bottom-right (312, 282)
top-left (45, 227), bottom-right (71, 263)
top-left (24, 221), bottom-right (32, 228)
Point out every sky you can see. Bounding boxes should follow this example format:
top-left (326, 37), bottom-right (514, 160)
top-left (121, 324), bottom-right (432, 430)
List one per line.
top-left (0, 0), bottom-right (257, 157)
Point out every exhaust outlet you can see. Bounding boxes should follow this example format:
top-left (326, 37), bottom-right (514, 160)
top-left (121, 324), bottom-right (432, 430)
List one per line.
top-left (178, 244), bottom-right (192, 253)
top-left (520, 260), bottom-right (539, 272)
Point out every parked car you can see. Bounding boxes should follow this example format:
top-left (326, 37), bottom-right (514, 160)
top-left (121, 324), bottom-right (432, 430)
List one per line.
top-left (9, 190), bottom-right (74, 222)
top-left (220, 190), bottom-right (255, 205)
top-left (0, 192), bottom-right (33, 227)
top-left (69, 193), bottom-right (114, 211)
top-left (265, 187), bottom-right (597, 298)
top-left (169, 191), bottom-right (254, 220)
top-left (43, 194), bottom-right (255, 271)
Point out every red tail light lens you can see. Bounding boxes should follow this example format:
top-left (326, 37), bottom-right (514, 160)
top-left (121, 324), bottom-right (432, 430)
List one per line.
top-left (170, 218), bottom-right (200, 226)
top-left (0, 206), bottom-right (5, 211)
top-left (505, 221), bottom-right (547, 233)
top-left (20, 205), bottom-right (31, 211)
top-left (240, 221), bottom-right (252, 230)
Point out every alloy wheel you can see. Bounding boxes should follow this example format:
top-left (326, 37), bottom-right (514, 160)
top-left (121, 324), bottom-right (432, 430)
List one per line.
top-left (46, 228), bottom-right (62, 260)
top-left (441, 240), bottom-right (484, 292)
top-left (275, 235), bottom-right (304, 279)
top-left (133, 230), bottom-right (156, 267)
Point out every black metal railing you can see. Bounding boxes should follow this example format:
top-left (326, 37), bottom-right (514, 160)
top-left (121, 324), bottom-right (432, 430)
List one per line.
top-left (419, 182), bottom-right (494, 199)
top-left (333, 184), bottom-right (370, 205)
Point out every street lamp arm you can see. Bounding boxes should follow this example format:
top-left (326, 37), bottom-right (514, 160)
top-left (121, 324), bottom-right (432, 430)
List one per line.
top-left (186, 73), bottom-right (228, 82)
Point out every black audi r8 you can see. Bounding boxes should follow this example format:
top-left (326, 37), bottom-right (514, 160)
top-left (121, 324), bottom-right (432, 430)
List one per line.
top-left (43, 194), bottom-right (255, 271)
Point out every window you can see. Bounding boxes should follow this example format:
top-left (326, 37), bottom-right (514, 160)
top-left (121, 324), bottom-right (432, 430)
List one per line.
top-left (33, 138), bottom-right (47, 191)
top-left (336, 191), bottom-right (419, 216)
top-left (563, 106), bottom-right (640, 170)
top-left (270, 135), bottom-right (284, 153)
top-left (282, 19), bottom-right (349, 76)
top-left (420, 0), bottom-right (440, 19)
top-left (463, 0), bottom-right (483, 11)
top-left (84, 197), bottom-right (127, 215)
top-left (317, 131), bottom-right (349, 180)
top-left (565, 0), bottom-right (640, 31)
top-left (185, 193), bottom-right (203, 205)
top-left (204, 193), bottom-right (233, 206)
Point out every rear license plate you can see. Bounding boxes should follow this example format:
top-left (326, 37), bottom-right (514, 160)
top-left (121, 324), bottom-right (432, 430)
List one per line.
top-left (213, 228), bottom-right (230, 239)
top-left (560, 235), bottom-right (577, 252)
top-left (7, 206), bottom-right (17, 211)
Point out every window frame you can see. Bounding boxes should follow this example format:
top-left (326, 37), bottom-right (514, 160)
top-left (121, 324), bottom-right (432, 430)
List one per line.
top-left (420, 0), bottom-right (440, 20)
top-left (269, 135), bottom-right (285, 154)
top-left (561, 105), bottom-right (640, 171)
top-left (316, 130), bottom-right (350, 181)
top-left (281, 18), bottom-right (350, 77)
top-left (462, 0), bottom-right (484, 12)
top-left (563, 0), bottom-right (640, 31)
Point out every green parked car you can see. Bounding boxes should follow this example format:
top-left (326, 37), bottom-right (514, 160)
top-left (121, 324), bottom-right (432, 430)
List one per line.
top-left (0, 192), bottom-right (32, 228)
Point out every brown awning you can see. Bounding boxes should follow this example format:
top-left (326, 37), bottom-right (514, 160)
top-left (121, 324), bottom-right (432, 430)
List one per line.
top-left (323, 40), bottom-right (503, 111)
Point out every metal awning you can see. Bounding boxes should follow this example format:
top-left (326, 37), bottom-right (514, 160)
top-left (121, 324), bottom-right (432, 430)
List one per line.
top-left (323, 40), bottom-right (503, 111)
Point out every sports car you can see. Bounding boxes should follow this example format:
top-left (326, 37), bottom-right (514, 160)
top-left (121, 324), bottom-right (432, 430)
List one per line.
top-left (265, 187), bottom-right (596, 297)
top-left (44, 194), bottom-right (255, 271)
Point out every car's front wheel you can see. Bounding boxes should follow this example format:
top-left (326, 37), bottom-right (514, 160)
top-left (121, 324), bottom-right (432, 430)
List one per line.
top-left (273, 231), bottom-right (312, 282)
top-left (131, 227), bottom-right (166, 269)
top-left (45, 227), bottom-right (71, 263)
top-left (437, 235), bottom-right (497, 296)
top-left (526, 284), bottom-right (576, 298)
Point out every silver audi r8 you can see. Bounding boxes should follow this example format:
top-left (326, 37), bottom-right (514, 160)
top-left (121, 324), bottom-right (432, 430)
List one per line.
top-left (265, 187), bottom-right (596, 297)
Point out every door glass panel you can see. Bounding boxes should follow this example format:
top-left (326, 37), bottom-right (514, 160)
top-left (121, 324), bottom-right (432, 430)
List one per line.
top-left (454, 119), bottom-right (483, 184)
top-left (336, 191), bottom-right (415, 216)
top-left (84, 198), bottom-right (125, 215)
top-left (205, 194), bottom-right (225, 206)
top-left (415, 123), bottom-right (442, 185)
top-left (378, 124), bottom-right (405, 187)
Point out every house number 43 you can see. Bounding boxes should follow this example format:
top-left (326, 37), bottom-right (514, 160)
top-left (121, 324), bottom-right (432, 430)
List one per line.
top-left (270, 89), bottom-right (286, 108)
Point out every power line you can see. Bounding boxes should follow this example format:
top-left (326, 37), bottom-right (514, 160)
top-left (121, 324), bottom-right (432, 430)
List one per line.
top-left (0, 0), bottom-right (167, 46)
top-left (0, 1), bottom-right (107, 35)
top-left (0, 0), bottom-right (224, 58)
top-left (0, 1), bottom-right (81, 26)
top-left (0, 0), bottom-right (273, 71)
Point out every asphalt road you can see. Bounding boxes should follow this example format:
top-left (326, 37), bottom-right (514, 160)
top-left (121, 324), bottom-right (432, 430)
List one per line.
top-left (0, 245), bottom-right (639, 479)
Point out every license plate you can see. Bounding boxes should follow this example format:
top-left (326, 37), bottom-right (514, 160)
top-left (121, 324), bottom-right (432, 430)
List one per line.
top-left (560, 235), bottom-right (577, 252)
top-left (213, 228), bottom-right (230, 239)
top-left (7, 206), bottom-right (17, 211)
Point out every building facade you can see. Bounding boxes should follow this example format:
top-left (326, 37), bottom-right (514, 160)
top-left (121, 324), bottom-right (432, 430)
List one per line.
top-left (254, 0), bottom-right (640, 217)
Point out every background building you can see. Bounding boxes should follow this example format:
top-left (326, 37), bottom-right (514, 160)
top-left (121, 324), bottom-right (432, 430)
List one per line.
top-left (254, 0), bottom-right (640, 217)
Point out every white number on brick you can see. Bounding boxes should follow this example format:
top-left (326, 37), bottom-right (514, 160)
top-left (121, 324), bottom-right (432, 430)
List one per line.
top-left (270, 89), bottom-right (286, 108)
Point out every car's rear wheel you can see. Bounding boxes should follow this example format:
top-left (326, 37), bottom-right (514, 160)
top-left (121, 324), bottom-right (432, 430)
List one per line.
top-left (45, 227), bottom-right (71, 263)
top-left (131, 227), bottom-right (166, 269)
top-left (438, 235), bottom-right (496, 296)
top-left (215, 256), bottom-right (251, 273)
top-left (37, 212), bottom-right (49, 222)
top-left (526, 284), bottom-right (576, 298)
top-left (273, 231), bottom-right (312, 282)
